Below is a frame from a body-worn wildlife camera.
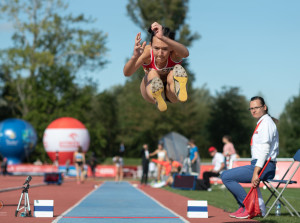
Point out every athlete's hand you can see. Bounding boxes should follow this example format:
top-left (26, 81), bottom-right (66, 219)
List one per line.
top-left (151, 22), bottom-right (163, 39)
top-left (133, 32), bottom-right (146, 58)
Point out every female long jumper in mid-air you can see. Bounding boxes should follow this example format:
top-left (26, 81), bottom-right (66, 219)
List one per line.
top-left (123, 22), bottom-right (189, 112)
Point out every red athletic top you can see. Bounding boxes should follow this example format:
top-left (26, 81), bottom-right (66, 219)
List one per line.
top-left (142, 49), bottom-right (182, 74)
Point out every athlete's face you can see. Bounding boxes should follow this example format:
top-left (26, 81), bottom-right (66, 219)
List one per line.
top-left (151, 36), bottom-right (171, 64)
top-left (222, 137), bottom-right (227, 144)
top-left (249, 99), bottom-right (267, 120)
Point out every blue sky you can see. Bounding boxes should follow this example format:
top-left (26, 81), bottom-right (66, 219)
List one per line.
top-left (0, 0), bottom-right (299, 117)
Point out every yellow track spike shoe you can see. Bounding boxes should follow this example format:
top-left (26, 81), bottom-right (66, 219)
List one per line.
top-left (173, 64), bottom-right (188, 102)
top-left (151, 77), bottom-right (167, 112)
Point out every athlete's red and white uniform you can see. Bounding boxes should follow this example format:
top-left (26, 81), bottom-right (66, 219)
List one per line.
top-left (142, 49), bottom-right (182, 75)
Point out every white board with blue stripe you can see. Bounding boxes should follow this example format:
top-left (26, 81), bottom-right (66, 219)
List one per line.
top-left (34, 200), bottom-right (54, 217)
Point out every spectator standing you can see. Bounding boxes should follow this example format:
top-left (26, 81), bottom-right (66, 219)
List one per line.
top-left (65, 159), bottom-right (70, 177)
top-left (150, 142), bottom-right (168, 182)
top-left (119, 142), bottom-right (125, 157)
top-left (88, 152), bottom-right (97, 179)
top-left (113, 156), bottom-right (124, 182)
top-left (187, 139), bottom-right (200, 173)
top-left (74, 146), bottom-right (86, 184)
top-left (140, 144), bottom-right (150, 185)
top-left (53, 150), bottom-right (59, 168)
top-left (222, 135), bottom-right (238, 169)
top-left (1, 157), bottom-right (8, 176)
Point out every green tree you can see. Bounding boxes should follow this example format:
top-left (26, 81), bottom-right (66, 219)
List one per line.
top-left (278, 92), bottom-right (300, 157)
top-left (0, 0), bottom-right (108, 163)
top-left (116, 70), bottom-right (158, 156)
top-left (90, 89), bottom-right (119, 158)
top-left (206, 87), bottom-right (254, 157)
top-left (0, 0), bottom-right (108, 117)
top-left (0, 65), bottom-right (22, 119)
top-left (16, 65), bottom-right (99, 162)
top-left (181, 86), bottom-right (212, 155)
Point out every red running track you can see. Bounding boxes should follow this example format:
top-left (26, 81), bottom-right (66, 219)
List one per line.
top-left (0, 176), bottom-right (99, 223)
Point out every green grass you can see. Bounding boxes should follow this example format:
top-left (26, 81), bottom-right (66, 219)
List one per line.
top-left (164, 185), bottom-right (300, 223)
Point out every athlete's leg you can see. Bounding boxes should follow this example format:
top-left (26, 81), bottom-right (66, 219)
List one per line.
top-left (115, 166), bottom-right (120, 182)
top-left (140, 74), bottom-right (155, 104)
top-left (120, 166), bottom-right (123, 181)
top-left (166, 64), bottom-right (188, 102)
top-left (157, 163), bottom-right (162, 182)
top-left (75, 163), bottom-right (80, 184)
top-left (80, 166), bottom-right (85, 183)
top-left (140, 70), bottom-right (167, 111)
top-left (166, 70), bottom-right (179, 103)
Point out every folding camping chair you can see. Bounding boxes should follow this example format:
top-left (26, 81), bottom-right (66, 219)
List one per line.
top-left (262, 149), bottom-right (300, 218)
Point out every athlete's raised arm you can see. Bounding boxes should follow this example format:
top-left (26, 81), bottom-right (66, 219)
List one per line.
top-left (123, 32), bottom-right (148, 77)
